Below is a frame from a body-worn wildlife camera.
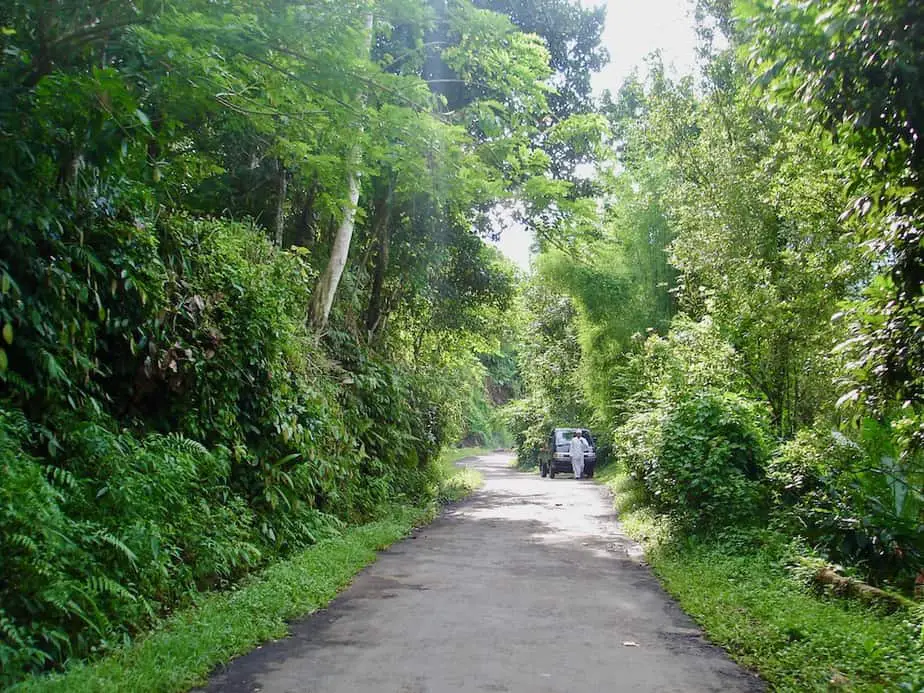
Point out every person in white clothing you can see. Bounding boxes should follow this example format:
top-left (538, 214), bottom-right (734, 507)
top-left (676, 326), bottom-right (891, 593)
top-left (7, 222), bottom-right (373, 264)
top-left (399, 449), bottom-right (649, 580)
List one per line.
top-left (568, 430), bottom-right (588, 479)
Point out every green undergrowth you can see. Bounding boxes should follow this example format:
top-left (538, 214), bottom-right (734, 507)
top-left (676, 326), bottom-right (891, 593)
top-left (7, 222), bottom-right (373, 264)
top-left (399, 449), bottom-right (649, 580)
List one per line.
top-left (12, 459), bottom-right (480, 693)
top-left (11, 506), bottom-right (429, 693)
top-left (598, 464), bottom-right (924, 692)
top-left (436, 447), bottom-right (487, 502)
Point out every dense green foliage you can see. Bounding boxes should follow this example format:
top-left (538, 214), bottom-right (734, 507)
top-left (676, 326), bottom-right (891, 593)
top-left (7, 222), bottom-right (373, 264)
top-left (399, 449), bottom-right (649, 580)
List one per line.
top-left (0, 219), bottom-right (451, 681)
top-left (745, 0), bottom-right (924, 452)
top-left (506, 1), bottom-right (924, 671)
top-left (627, 391), bottom-right (769, 532)
top-left (0, 0), bottom-right (605, 684)
top-left (6, 0), bottom-right (923, 687)
top-left (503, 275), bottom-right (588, 467)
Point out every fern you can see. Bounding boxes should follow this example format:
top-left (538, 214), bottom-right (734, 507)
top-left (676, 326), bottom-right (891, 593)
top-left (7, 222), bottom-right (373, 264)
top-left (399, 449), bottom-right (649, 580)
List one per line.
top-left (0, 614), bottom-right (29, 648)
top-left (0, 408), bottom-right (30, 438)
top-left (163, 432), bottom-right (208, 455)
top-left (86, 575), bottom-right (136, 602)
top-left (89, 531), bottom-right (139, 565)
top-left (8, 533), bottom-right (38, 554)
top-left (45, 464), bottom-right (78, 490)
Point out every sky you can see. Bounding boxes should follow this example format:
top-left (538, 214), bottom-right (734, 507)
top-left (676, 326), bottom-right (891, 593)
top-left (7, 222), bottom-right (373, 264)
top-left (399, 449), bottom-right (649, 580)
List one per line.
top-left (491, 0), bottom-right (700, 270)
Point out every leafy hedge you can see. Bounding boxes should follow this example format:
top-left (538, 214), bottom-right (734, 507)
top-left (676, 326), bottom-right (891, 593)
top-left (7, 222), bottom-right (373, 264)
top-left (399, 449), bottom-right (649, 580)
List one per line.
top-left (606, 320), bottom-right (923, 590)
top-left (0, 413), bottom-right (262, 678)
top-left (769, 428), bottom-right (924, 588)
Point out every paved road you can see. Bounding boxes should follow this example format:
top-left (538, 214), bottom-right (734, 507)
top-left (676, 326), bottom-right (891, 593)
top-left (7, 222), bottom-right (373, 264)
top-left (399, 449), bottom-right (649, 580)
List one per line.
top-left (203, 452), bottom-right (764, 693)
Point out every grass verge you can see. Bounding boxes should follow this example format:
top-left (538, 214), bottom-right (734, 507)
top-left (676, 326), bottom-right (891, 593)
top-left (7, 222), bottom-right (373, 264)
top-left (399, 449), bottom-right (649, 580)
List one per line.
top-left (597, 464), bottom-right (924, 692)
top-left (435, 446), bottom-right (486, 503)
top-left (13, 460), bottom-right (482, 693)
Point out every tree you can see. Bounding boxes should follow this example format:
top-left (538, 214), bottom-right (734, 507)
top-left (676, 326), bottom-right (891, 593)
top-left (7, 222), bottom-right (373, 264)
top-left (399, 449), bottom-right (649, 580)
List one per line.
top-left (475, 0), bottom-right (608, 179)
top-left (743, 0), bottom-right (924, 451)
top-left (310, 10), bottom-right (375, 330)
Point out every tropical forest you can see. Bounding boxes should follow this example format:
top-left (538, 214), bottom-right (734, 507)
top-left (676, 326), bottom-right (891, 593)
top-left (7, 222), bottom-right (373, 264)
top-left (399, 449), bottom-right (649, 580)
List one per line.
top-left (0, 0), bottom-right (922, 691)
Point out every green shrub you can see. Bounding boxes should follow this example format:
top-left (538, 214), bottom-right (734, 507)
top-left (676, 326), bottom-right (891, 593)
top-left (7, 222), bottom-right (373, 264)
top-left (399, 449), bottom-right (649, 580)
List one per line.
top-left (0, 410), bottom-right (79, 682)
top-left (502, 396), bottom-right (549, 468)
top-left (0, 213), bottom-right (459, 685)
top-left (631, 315), bottom-right (745, 411)
top-left (614, 407), bottom-right (667, 485)
top-left (639, 391), bottom-right (770, 533)
top-left (0, 407), bottom-right (268, 686)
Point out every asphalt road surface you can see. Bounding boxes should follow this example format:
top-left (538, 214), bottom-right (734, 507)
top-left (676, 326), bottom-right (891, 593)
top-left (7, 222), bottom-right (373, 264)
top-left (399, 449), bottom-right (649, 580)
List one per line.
top-left (202, 452), bottom-right (764, 693)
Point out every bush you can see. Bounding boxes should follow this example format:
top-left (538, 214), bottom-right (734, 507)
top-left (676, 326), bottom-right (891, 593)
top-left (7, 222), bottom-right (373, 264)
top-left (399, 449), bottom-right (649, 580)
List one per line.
top-left (625, 391), bottom-right (771, 533)
top-left (631, 315), bottom-right (745, 411)
top-left (0, 410), bottom-right (78, 682)
top-left (614, 407), bottom-right (667, 485)
top-left (503, 396), bottom-right (552, 468)
top-left (0, 407), bottom-right (265, 686)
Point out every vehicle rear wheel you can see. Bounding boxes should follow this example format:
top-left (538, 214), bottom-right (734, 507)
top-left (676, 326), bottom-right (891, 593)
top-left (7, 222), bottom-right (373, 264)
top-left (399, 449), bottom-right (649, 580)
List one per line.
top-left (549, 466), bottom-right (556, 479)
top-left (584, 467), bottom-right (594, 479)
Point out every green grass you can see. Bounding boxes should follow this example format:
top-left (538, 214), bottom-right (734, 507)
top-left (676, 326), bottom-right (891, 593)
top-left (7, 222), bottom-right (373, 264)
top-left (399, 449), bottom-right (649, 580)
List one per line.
top-left (436, 447), bottom-right (486, 502)
top-left (13, 460), bottom-right (483, 693)
top-left (597, 464), bottom-right (924, 692)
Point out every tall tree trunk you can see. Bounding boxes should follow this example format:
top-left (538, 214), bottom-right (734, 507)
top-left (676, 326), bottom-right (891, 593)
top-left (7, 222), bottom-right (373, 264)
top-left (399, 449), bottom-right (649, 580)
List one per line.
top-left (274, 159), bottom-right (287, 247)
top-left (364, 182), bottom-right (395, 339)
top-left (310, 151), bottom-right (361, 327)
top-left (309, 11), bottom-right (374, 330)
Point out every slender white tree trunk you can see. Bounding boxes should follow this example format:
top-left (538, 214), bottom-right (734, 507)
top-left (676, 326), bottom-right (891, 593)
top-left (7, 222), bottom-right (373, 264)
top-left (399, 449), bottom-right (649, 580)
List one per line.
top-left (310, 153), bottom-right (361, 326)
top-left (310, 11), bottom-right (374, 330)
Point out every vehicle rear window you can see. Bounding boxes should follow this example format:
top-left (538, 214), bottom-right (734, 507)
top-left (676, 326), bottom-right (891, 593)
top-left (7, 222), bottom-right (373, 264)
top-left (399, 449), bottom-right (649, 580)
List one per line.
top-left (554, 429), bottom-right (593, 447)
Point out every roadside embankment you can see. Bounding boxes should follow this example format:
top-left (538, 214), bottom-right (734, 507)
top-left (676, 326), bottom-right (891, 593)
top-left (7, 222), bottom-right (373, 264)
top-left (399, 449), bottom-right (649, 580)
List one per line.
top-left (11, 450), bottom-right (484, 693)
